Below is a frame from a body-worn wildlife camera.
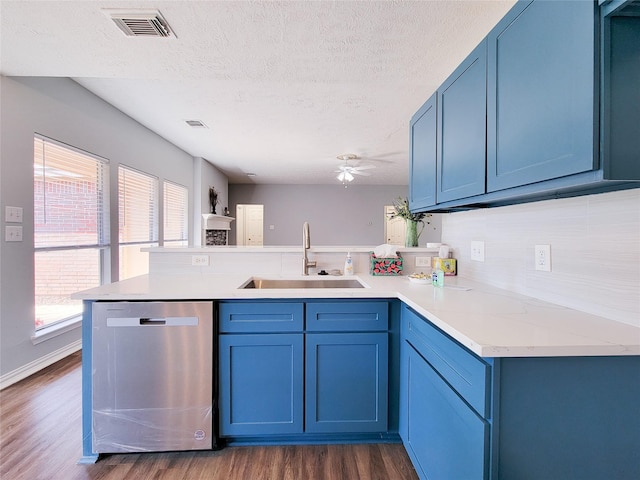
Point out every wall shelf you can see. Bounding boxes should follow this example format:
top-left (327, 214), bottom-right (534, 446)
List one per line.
top-left (202, 214), bottom-right (235, 231)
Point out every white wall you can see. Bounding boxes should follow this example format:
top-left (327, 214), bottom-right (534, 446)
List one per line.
top-left (0, 76), bottom-right (196, 383)
top-left (229, 184), bottom-right (442, 246)
top-left (441, 189), bottom-right (640, 327)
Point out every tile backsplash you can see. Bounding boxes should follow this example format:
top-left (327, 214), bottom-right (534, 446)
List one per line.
top-left (441, 188), bottom-right (640, 327)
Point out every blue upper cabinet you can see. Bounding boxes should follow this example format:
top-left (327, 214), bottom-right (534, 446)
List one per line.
top-left (409, 93), bottom-right (437, 211)
top-left (409, 0), bottom-right (640, 212)
top-left (437, 40), bottom-right (487, 203)
top-left (486, 0), bottom-right (596, 192)
top-left (602, 3), bottom-right (640, 180)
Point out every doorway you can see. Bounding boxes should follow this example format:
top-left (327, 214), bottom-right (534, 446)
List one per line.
top-left (384, 205), bottom-right (405, 245)
top-left (236, 204), bottom-right (264, 246)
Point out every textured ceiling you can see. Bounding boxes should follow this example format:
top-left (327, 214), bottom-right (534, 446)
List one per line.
top-left (0, 0), bottom-right (516, 185)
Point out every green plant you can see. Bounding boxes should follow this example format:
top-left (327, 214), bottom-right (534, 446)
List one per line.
top-left (390, 197), bottom-right (430, 223)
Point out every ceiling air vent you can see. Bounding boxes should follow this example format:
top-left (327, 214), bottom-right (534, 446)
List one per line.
top-left (185, 120), bottom-right (208, 128)
top-left (107, 10), bottom-right (175, 38)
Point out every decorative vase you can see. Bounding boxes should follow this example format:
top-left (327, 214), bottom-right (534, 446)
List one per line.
top-left (405, 219), bottom-right (424, 247)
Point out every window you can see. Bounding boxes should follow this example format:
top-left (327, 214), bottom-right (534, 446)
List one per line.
top-left (33, 136), bottom-right (109, 330)
top-left (163, 181), bottom-right (189, 246)
top-left (118, 165), bottom-right (158, 280)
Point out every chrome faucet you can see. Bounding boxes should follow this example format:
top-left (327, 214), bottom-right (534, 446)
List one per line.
top-left (302, 222), bottom-right (316, 275)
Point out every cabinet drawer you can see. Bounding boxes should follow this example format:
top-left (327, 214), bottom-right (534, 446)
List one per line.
top-left (219, 301), bottom-right (304, 333)
top-left (402, 305), bottom-right (491, 417)
top-left (306, 301), bottom-right (389, 332)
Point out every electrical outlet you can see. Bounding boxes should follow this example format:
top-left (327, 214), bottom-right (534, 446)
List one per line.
top-left (191, 255), bottom-right (210, 266)
top-left (534, 244), bottom-right (551, 271)
top-left (470, 241), bottom-right (485, 262)
top-left (415, 256), bottom-right (431, 267)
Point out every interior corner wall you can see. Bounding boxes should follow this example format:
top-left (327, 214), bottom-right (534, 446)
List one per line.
top-left (440, 188), bottom-right (640, 326)
top-left (228, 184), bottom-right (441, 246)
top-left (0, 76), bottom-right (195, 383)
top-left (193, 158), bottom-right (229, 246)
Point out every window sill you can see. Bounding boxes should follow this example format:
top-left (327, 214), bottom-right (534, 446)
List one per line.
top-left (31, 316), bottom-right (82, 345)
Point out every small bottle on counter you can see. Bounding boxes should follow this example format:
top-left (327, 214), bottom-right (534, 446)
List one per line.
top-left (344, 253), bottom-right (354, 276)
top-left (432, 267), bottom-right (444, 287)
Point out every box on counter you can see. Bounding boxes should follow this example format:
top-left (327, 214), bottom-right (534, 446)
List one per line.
top-left (369, 252), bottom-right (403, 276)
top-left (432, 257), bottom-right (457, 276)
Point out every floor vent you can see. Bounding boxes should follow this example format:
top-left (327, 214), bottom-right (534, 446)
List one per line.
top-left (107, 10), bottom-right (175, 38)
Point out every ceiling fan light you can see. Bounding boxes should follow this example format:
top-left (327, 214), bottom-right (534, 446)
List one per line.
top-left (336, 171), bottom-right (354, 182)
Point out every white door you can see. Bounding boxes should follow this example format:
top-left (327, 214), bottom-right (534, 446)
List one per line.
top-left (236, 204), bottom-right (264, 246)
top-left (384, 205), bottom-right (406, 245)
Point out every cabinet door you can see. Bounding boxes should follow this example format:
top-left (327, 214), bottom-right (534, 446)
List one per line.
top-left (437, 40), bottom-right (487, 203)
top-left (603, 10), bottom-right (640, 180)
top-left (305, 332), bottom-right (388, 433)
top-left (487, 0), bottom-right (596, 192)
top-left (409, 93), bottom-right (437, 211)
top-left (219, 334), bottom-right (303, 436)
top-left (404, 344), bottom-right (489, 480)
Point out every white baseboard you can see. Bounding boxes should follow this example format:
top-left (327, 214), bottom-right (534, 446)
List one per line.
top-left (0, 340), bottom-right (82, 390)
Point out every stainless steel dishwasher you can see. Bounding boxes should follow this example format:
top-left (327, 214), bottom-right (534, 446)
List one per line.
top-left (91, 301), bottom-right (215, 453)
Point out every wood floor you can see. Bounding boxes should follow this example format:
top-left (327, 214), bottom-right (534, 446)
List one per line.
top-left (0, 352), bottom-right (418, 480)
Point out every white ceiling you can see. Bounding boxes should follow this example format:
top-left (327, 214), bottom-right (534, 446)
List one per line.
top-left (0, 0), bottom-right (516, 185)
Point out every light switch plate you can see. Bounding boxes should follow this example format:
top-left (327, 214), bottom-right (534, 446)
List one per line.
top-left (5, 225), bottom-right (23, 242)
top-left (5, 206), bottom-right (23, 223)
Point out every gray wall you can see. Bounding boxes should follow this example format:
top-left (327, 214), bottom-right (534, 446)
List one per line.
top-left (0, 76), bottom-right (195, 381)
top-left (229, 184), bottom-right (441, 246)
top-left (193, 157), bottom-right (229, 246)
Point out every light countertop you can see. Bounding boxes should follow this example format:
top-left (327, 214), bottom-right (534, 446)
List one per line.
top-left (143, 245), bottom-right (438, 253)
top-left (73, 272), bottom-right (640, 358)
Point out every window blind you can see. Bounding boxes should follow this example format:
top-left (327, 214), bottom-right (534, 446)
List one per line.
top-left (118, 165), bottom-right (158, 245)
top-left (163, 180), bottom-right (188, 244)
top-left (34, 136), bottom-right (109, 249)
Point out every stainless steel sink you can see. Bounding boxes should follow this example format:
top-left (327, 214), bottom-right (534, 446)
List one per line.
top-left (240, 277), bottom-right (366, 289)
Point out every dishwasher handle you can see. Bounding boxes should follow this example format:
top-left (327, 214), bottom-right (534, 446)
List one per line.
top-left (140, 318), bottom-right (166, 325)
top-left (106, 317), bottom-right (199, 327)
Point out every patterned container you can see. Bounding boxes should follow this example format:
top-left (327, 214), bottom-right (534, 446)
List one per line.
top-left (369, 253), bottom-right (403, 276)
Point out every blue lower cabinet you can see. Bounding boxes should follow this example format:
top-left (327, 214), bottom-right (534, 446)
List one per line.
top-left (400, 304), bottom-right (640, 479)
top-left (403, 344), bottom-right (489, 480)
top-left (219, 334), bottom-right (304, 436)
top-left (218, 300), bottom-right (392, 440)
top-left (305, 332), bottom-right (389, 433)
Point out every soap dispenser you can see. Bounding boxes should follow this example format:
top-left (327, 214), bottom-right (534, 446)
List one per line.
top-left (344, 252), bottom-right (354, 276)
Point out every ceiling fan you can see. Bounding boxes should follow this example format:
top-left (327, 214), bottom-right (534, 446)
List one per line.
top-left (335, 154), bottom-right (376, 183)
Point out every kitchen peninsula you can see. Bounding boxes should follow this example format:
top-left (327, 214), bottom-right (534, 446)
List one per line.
top-left (75, 246), bottom-right (640, 480)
